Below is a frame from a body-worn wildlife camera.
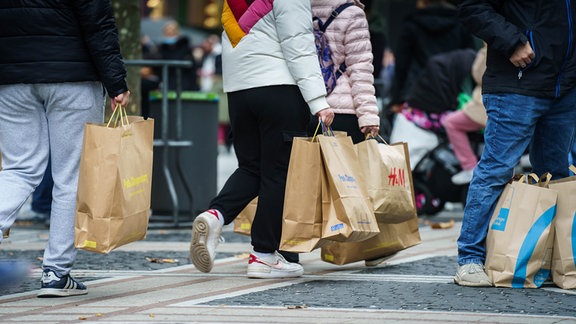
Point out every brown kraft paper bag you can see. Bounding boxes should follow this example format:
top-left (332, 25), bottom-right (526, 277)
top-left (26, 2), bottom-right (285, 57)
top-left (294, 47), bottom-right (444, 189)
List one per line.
top-left (321, 216), bottom-right (421, 265)
top-left (485, 173), bottom-right (557, 288)
top-left (549, 165), bottom-right (576, 289)
top-left (233, 197), bottom-right (258, 236)
top-left (318, 134), bottom-right (379, 242)
top-left (355, 138), bottom-right (416, 224)
top-left (75, 107), bottom-right (154, 253)
top-left (279, 136), bottom-right (326, 252)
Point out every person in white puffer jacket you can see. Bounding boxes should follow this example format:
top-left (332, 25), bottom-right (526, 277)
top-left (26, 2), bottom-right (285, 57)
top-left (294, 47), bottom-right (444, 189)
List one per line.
top-left (189, 0), bottom-right (334, 279)
top-left (311, 0), bottom-right (380, 143)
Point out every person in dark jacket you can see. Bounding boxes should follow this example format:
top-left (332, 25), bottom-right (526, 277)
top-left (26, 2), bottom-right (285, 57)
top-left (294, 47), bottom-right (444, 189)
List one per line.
top-left (454, 0), bottom-right (576, 287)
top-left (0, 0), bottom-right (130, 297)
top-left (389, 0), bottom-right (476, 115)
top-left (402, 48), bottom-right (477, 133)
top-left (157, 20), bottom-right (199, 91)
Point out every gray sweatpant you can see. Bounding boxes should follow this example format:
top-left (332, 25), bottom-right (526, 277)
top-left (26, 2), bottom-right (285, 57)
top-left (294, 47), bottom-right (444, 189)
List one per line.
top-left (0, 82), bottom-right (105, 276)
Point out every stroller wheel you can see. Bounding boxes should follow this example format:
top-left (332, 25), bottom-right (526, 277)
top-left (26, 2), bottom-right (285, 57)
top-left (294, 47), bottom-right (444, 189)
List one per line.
top-left (414, 182), bottom-right (445, 216)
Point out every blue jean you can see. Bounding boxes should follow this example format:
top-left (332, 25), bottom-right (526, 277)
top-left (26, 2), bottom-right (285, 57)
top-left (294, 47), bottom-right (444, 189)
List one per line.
top-left (570, 140), bottom-right (576, 173)
top-left (457, 90), bottom-right (576, 266)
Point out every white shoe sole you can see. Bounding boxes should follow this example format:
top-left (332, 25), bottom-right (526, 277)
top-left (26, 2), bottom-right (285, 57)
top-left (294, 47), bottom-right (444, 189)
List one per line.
top-left (190, 217), bottom-right (214, 273)
top-left (453, 275), bottom-right (492, 287)
top-left (247, 266), bottom-right (304, 279)
top-left (37, 288), bottom-right (88, 297)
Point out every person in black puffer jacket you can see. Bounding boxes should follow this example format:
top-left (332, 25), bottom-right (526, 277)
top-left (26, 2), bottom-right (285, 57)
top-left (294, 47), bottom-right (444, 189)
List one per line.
top-left (0, 0), bottom-right (130, 297)
top-left (454, 0), bottom-right (576, 288)
top-left (388, 0), bottom-right (477, 115)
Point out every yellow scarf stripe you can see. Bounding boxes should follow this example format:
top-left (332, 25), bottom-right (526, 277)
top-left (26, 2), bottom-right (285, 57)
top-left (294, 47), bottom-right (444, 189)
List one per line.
top-left (222, 0), bottom-right (246, 48)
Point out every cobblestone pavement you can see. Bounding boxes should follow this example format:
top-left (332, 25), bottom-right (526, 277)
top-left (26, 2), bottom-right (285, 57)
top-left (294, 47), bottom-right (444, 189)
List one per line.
top-left (2, 151), bottom-right (575, 323)
top-left (2, 220), bottom-right (576, 322)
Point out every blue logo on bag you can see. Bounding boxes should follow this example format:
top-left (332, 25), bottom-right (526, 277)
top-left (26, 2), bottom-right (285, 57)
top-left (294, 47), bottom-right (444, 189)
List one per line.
top-left (331, 223), bottom-right (344, 231)
top-left (338, 174), bottom-right (356, 183)
top-left (572, 211), bottom-right (576, 267)
top-left (511, 205), bottom-right (556, 288)
top-left (491, 208), bottom-right (509, 231)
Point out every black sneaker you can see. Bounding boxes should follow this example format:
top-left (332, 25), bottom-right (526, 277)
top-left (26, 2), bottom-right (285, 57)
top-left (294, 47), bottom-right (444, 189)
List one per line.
top-left (38, 269), bottom-right (87, 297)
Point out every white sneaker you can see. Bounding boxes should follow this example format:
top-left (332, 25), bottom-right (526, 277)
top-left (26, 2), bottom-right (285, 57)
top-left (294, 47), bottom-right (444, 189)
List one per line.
top-left (190, 209), bottom-right (223, 273)
top-left (247, 251), bottom-right (304, 279)
top-left (454, 263), bottom-right (493, 287)
top-left (451, 169), bottom-right (474, 185)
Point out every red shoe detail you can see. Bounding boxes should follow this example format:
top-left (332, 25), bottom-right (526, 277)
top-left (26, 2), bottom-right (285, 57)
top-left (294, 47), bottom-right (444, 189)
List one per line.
top-left (248, 254), bottom-right (261, 265)
top-left (206, 209), bottom-right (220, 220)
top-left (248, 254), bottom-right (280, 267)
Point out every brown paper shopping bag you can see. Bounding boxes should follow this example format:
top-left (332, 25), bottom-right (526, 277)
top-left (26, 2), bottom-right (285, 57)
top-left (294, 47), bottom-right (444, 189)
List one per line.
top-left (318, 134), bottom-right (379, 242)
top-left (321, 216), bottom-right (421, 265)
top-left (355, 138), bottom-right (416, 224)
top-left (75, 106), bottom-right (154, 253)
top-left (485, 173), bottom-right (557, 288)
top-left (233, 197), bottom-right (258, 236)
top-left (549, 165), bottom-right (576, 289)
top-left (279, 137), bottom-right (326, 252)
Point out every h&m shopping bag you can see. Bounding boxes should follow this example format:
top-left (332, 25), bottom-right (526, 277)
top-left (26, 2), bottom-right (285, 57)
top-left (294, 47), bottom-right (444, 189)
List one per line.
top-left (549, 165), bottom-right (576, 289)
top-left (355, 137), bottom-right (416, 224)
top-left (75, 106), bottom-right (154, 254)
top-left (485, 173), bottom-right (557, 288)
top-left (321, 216), bottom-right (421, 265)
top-left (233, 197), bottom-right (258, 236)
top-left (279, 136), bottom-right (326, 252)
top-left (318, 134), bottom-right (379, 242)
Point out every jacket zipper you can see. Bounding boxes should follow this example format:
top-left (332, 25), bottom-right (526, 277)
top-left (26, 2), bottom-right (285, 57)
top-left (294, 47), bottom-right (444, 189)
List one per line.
top-left (518, 31), bottom-right (536, 80)
top-left (556, 0), bottom-right (574, 97)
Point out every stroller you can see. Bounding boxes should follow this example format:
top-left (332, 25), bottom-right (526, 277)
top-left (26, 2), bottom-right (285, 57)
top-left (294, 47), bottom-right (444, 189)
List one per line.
top-left (390, 112), bottom-right (483, 216)
top-left (411, 136), bottom-right (481, 216)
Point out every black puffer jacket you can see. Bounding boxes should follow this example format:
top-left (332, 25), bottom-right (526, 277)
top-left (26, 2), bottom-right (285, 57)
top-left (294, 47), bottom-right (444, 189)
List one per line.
top-left (459, 0), bottom-right (576, 98)
top-left (390, 3), bottom-right (476, 105)
top-left (407, 48), bottom-right (477, 113)
top-left (0, 0), bottom-right (128, 97)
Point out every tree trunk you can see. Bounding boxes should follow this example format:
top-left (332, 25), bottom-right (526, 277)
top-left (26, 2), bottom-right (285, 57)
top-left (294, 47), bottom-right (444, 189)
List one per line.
top-left (112, 0), bottom-right (141, 115)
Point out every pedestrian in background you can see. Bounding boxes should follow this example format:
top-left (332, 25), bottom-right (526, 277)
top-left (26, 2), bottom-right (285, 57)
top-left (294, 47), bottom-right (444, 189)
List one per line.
top-left (442, 43), bottom-right (487, 185)
top-left (0, 0), bottom-right (130, 297)
top-left (454, 0), bottom-right (576, 287)
top-left (189, 0), bottom-right (334, 279)
top-left (157, 20), bottom-right (199, 91)
top-left (310, 0), bottom-right (380, 143)
top-left (388, 0), bottom-right (476, 115)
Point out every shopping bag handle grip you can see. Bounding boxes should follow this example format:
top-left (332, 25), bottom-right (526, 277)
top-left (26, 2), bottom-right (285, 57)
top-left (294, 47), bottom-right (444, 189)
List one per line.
top-left (106, 104), bottom-right (129, 128)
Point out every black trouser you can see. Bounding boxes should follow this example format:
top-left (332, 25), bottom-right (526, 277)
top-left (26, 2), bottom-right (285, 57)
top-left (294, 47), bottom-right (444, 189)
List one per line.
top-left (308, 112), bottom-right (365, 144)
top-left (211, 85), bottom-right (310, 253)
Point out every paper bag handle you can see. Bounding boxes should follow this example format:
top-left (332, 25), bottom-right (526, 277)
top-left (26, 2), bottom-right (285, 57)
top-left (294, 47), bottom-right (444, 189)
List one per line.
top-left (106, 104), bottom-right (129, 128)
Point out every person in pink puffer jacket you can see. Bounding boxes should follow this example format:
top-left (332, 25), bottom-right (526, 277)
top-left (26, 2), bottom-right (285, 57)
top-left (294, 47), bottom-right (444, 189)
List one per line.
top-left (311, 0), bottom-right (380, 143)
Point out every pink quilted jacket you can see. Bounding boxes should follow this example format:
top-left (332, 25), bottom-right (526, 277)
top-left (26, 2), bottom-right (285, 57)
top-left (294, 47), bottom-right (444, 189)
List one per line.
top-left (311, 0), bottom-right (379, 128)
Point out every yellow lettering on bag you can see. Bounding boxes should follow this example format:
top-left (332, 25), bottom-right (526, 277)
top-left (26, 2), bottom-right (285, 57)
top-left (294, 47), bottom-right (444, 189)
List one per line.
top-left (82, 240), bottom-right (97, 249)
top-left (129, 188), bottom-right (145, 197)
top-left (123, 174), bottom-right (149, 189)
top-left (323, 253), bottom-right (335, 262)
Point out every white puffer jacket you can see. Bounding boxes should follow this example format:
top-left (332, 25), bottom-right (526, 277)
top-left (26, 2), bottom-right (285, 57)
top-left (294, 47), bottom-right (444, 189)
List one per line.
top-left (311, 0), bottom-right (379, 127)
top-left (221, 0), bottom-right (329, 115)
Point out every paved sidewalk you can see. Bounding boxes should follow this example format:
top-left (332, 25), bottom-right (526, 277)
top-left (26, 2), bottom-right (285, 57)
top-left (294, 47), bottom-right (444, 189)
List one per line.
top-left (1, 220), bottom-right (576, 323)
top-left (2, 149), bottom-right (576, 323)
